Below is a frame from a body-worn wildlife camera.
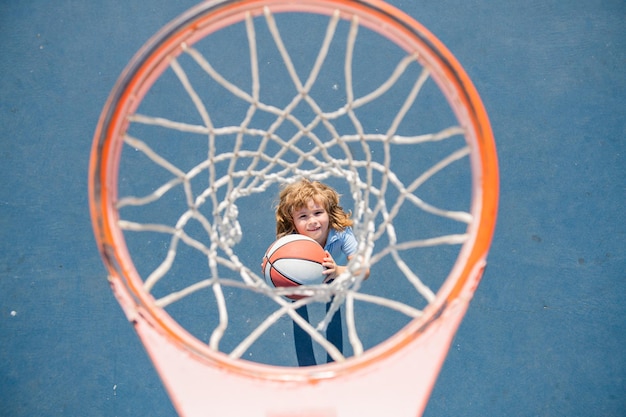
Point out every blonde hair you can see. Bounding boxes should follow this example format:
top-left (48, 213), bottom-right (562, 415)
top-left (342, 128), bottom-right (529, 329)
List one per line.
top-left (275, 179), bottom-right (353, 238)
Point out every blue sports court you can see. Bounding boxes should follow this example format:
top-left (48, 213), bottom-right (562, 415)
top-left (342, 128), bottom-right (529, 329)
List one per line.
top-left (1, 1), bottom-right (624, 416)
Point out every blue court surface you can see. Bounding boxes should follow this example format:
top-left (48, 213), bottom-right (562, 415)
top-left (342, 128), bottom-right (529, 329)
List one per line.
top-left (1, 1), bottom-right (624, 416)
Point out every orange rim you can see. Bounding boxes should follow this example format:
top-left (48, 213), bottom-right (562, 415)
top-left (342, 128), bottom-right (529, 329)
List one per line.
top-left (89, 0), bottom-right (498, 380)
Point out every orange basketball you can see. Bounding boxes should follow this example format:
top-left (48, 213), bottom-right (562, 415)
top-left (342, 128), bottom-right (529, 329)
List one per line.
top-left (262, 235), bottom-right (326, 300)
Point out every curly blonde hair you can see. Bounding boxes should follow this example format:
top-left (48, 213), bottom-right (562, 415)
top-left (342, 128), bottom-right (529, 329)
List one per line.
top-left (275, 179), bottom-right (353, 239)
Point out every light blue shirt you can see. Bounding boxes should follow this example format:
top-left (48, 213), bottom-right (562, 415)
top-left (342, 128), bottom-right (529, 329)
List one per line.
top-left (324, 227), bottom-right (358, 266)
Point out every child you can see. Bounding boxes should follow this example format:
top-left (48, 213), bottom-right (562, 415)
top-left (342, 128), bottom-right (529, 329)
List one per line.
top-left (275, 179), bottom-right (369, 366)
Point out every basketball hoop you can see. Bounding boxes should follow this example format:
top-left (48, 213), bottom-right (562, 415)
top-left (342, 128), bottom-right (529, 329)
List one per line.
top-left (89, 1), bottom-right (498, 416)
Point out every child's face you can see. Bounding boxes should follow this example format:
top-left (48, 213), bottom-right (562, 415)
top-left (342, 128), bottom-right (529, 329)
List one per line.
top-left (292, 199), bottom-right (330, 247)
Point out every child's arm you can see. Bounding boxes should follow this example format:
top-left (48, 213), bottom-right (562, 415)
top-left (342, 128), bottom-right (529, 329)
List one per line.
top-left (322, 252), bottom-right (370, 282)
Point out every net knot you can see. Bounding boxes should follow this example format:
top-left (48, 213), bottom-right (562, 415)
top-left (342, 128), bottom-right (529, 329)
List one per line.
top-left (217, 203), bottom-right (242, 247)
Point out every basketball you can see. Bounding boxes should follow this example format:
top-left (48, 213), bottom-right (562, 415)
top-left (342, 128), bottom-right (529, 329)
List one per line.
top-left (262, 235), bottom-right (326, 300)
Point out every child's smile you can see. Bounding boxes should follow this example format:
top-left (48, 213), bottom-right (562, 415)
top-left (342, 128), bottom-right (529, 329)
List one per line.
top-left (292, 199), bottom-right (330, 247)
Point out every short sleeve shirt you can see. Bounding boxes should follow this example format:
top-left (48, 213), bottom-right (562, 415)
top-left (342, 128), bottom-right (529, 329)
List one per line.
top-left (324, 227), bottom-right (358, 266)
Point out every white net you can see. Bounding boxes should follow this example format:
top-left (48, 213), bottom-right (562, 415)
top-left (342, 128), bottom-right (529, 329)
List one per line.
top-left (112, 6), bottom-right (475, 366)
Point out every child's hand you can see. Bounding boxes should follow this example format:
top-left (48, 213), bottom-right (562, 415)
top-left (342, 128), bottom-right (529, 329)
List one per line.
top-left (322, 251), bottom-right (344, 283)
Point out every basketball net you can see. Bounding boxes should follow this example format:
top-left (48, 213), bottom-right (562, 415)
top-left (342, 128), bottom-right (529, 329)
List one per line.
top-left (89, 1), bottom-right (498, 416)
